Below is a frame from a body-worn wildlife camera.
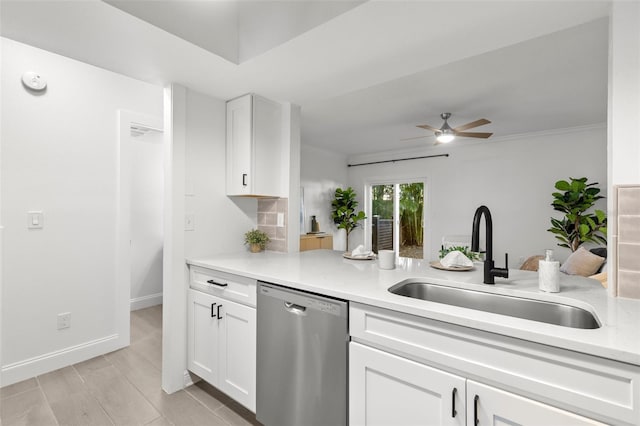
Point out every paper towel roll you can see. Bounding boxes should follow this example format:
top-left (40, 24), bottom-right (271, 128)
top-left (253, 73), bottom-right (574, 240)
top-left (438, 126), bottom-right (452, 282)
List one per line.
top-left (539, 260), bottom-right (560, 292)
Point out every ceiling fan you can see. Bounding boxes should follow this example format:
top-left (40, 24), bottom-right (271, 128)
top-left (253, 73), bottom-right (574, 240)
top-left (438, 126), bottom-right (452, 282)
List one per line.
top-left (406, 112), bottom-right (493, 144)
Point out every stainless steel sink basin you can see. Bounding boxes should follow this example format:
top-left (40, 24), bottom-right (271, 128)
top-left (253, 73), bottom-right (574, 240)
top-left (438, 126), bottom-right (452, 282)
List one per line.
top-left (388, 280), bottom-right (600, 329)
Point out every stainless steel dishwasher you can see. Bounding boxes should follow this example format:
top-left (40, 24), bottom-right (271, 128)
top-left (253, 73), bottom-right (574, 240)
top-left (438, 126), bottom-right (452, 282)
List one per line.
top-left (256, 282), bottom-right (348, 426)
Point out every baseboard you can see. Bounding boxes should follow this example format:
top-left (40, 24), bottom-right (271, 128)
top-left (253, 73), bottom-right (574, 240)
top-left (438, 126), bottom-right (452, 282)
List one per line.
top-left (1, 334), bottom-right (122, 387)
top-left (184, 369), bottom-right (197, 388)
top-left (130, 292), bottom-right (163, 311)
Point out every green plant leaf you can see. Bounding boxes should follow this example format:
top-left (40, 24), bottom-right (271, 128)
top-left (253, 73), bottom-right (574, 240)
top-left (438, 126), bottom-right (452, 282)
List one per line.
top-left (548, 177), bottom-right (606, 252)
top-left (578, 224), bottom-right (590, 237)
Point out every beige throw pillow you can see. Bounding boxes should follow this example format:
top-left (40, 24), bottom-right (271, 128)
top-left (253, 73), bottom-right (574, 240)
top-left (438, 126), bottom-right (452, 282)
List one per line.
top-left (560, 247), bottom-right (606, 277)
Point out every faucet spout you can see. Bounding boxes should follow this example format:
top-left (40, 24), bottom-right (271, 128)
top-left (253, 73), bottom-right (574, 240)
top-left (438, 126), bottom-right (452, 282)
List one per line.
top-left (471, 205), bottom-right (509, 284)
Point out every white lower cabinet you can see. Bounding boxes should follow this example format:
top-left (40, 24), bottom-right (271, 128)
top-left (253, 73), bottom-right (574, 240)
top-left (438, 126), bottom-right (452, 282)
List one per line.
top-left (467, 380), bottom-right (604, 426)
top-left (188, 289), bottom-right (220, 385)
top-left (350, 341), bottom-right (604, 426)
top-left (187, 288), bottom-right (256, 412)
top-left (349, 302), bottom-right (629, 425)
top-left (350, 342), bottom-right (465, 426)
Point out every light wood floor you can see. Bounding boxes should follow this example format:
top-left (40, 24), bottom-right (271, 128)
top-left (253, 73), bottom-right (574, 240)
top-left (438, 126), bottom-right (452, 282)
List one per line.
top-left (0, 305), bottom-right (261, 426)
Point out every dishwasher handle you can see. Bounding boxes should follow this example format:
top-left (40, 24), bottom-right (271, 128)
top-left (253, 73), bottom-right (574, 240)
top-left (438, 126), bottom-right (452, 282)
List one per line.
top-left (284, 301), bottom-right (307, 315)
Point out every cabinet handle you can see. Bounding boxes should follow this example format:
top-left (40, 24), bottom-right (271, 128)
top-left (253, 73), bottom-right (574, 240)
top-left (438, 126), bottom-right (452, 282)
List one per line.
top-left (474, 395), bottom-right (479, 425)
top-left (207, 279), bottom-right (228, 287)
top-left (217, 304), bottom-right (223, 320)
top-left (242, 173), bottom-right (247, 186)
top-left (451, 387), bottom-right (457, 418)
top-left (210, 303), bottom-right (217, 318)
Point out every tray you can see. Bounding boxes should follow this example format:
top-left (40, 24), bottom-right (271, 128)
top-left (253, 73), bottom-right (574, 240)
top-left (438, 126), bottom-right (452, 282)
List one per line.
top-left (430, 260), bottom-right (474, 271)
top-left (343, 252), bottom-right (376, 261)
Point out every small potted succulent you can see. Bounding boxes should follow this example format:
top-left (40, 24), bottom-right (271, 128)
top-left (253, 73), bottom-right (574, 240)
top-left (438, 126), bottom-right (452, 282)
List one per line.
top-left (244, 229), bottom-right (270, 253)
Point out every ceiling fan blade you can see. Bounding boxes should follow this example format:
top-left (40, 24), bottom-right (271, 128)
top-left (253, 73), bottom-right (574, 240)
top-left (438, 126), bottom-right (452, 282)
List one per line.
top-left (453, 118), bottom-right (491, 132)
top-left (416, 124), bottom-right (440, 132)
top-left (455, 131), bottom-right (493, 138)
top-left (400, 135), bottom-right (430, 141)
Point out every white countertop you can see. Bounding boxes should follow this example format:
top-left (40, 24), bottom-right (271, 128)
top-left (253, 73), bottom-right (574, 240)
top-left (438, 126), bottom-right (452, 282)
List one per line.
top-left (187, 250), bottom-right (640, 366)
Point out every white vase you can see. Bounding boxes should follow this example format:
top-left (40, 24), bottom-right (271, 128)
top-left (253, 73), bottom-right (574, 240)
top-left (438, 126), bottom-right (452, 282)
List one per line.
top-left (334, 228), bottom-right (347, 252)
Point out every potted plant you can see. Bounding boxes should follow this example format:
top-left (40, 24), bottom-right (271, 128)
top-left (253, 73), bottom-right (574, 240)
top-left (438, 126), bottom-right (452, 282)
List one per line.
top-left (547, 177), bottom-right (607, 252)
top-left (331, 187), bottom-right (366, 252)
top-left (244, 229), bottom-right (270, 253)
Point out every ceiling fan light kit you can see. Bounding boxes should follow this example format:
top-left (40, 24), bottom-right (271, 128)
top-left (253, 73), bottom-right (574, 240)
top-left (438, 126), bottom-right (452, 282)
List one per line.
top-left (436, 129), bottom-right (455, 144)
top-left (415, 112), bottom-right (493, 145)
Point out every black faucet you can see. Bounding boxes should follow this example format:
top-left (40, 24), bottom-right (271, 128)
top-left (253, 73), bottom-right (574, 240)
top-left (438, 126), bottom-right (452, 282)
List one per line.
top-left (471, 205), bottom-right (509, 284)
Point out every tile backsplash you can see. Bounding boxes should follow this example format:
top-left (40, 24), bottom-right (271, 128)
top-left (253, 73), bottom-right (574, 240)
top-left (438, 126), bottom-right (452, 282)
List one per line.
top-left (616, 185), bottom-right (640, 299)
top-left (258, 198), bottom-right (288, 252)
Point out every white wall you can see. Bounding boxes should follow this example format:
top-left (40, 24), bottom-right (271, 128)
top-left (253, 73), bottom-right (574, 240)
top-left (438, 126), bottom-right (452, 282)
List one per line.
top-left (609, 1), bottom-right (640, 187)
top-left (162, 85), bottom-right (257, 393)
top-left (0, 37), bottom-right (163, 385)
top-left (300, 144), bottom-right (348, 249)
top-left (607, 1), bottom-right (640, 296)
top-left (283, 103), bottom-right (302, 252)
top-left (347, 126), bottom-right (607, 265)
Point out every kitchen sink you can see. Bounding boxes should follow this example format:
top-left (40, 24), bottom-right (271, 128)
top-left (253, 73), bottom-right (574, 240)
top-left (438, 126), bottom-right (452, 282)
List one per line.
top-left (388, 280), bottom-right (600, 329)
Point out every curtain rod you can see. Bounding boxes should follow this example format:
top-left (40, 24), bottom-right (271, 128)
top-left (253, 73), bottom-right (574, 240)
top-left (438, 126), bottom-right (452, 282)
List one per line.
top-left (347, 153), bottom-right (449, 168)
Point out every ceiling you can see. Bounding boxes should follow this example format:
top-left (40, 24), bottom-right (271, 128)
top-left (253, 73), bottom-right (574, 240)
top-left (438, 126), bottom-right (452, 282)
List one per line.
top-left (1, 1), bottom-right (610, 156)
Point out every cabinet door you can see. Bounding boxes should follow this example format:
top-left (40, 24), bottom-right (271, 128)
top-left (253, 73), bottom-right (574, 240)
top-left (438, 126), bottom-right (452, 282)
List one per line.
top-left (187, 289), bottom-right (221, 385)
top-left (218, 298), bottom-right (257, 412)
top-left (252, 95), bottom-right (283, 197)
top-left (467, 380), bottom-right (605, 426)
top-left (319, 235), bottom-right (333, 250)
top-left (300, 236), bottom-right (321, 251)
top-left (350, 342), bottom-right (465, 426)
top-left (226, 95), bottom-right (252, 195)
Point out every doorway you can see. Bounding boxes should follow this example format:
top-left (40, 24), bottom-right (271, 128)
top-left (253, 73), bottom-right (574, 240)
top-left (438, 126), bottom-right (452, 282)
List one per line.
top-left (129, 125), bottom-right (164, 310)
top-left (369, 181), bottom-right (426, 259)
top-left (117, 110), bottom-right (163, 347)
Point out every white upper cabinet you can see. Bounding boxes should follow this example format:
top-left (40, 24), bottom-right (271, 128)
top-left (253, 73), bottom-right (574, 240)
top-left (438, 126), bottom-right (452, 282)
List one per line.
top-left (226, 94), bottom-right (284, 197)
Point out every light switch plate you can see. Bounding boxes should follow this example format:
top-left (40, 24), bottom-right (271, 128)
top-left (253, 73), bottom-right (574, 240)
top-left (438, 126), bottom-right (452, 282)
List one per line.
top-left (185, 214), bottom-right (195, 231)
top-left (28, 211), bottom-right (43, 229)
top-left (277, 213), bottom-right (285, 227)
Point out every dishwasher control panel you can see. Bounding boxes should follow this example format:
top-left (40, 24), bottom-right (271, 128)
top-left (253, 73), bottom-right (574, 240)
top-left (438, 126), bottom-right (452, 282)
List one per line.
top-left (259, 283), bottom-right (347, 317)
top-left (306, 298), bottom-right (341, 315)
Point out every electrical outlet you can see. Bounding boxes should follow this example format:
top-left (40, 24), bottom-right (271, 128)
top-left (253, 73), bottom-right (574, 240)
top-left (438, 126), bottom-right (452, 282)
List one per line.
top-left (277, 213), bottom-right (285, 227)
top-left (57, 312), bottom-right (71, 330)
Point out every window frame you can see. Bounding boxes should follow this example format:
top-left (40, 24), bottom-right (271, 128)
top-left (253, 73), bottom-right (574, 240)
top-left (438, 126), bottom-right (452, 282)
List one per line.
top-left (363, 178), bottom-right (430, 260)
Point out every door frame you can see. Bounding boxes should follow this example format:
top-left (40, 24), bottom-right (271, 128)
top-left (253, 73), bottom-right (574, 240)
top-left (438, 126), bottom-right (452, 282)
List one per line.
top-left (116, 110), bottom-right (163, 348)
top-left (364, 178), bottom-right (430, 260)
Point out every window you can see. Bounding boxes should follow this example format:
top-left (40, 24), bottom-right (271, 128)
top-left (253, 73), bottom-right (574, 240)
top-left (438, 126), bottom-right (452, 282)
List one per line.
top-left (368, 181), bottom-right (425, 259)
